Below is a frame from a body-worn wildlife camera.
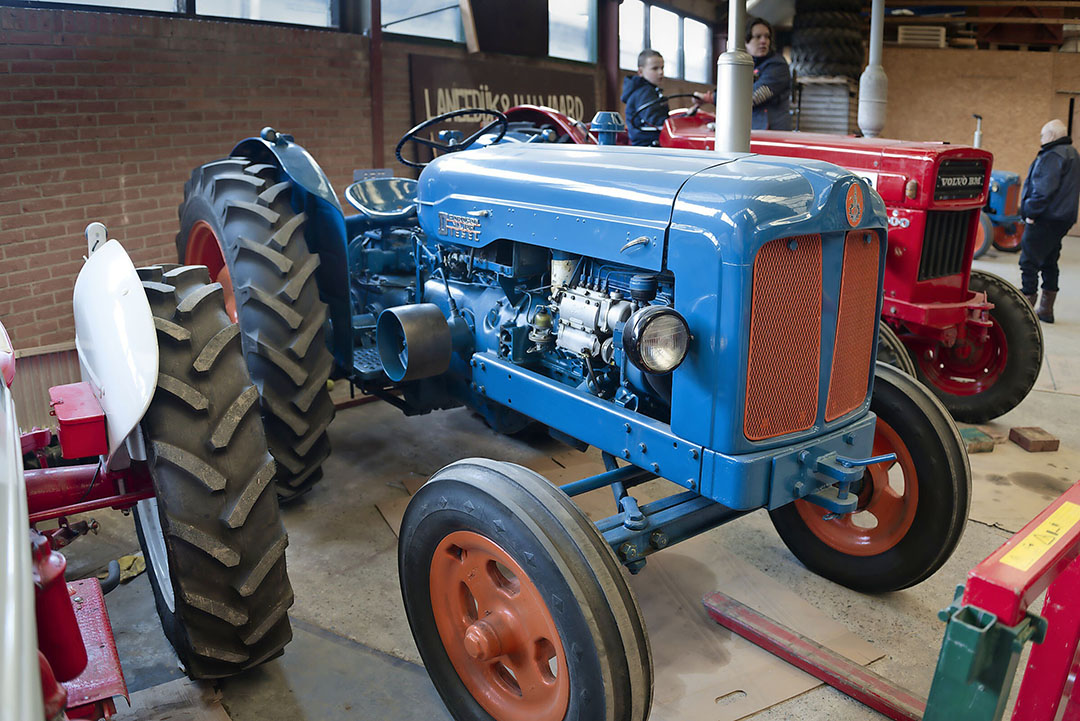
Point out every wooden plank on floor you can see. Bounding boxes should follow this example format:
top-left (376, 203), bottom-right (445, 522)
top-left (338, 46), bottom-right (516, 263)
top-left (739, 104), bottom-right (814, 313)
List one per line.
top-left (961, 427), bottom-right (995, 453)
top-left (1011, 426), bottom-right (1060, 452)
top-left (111, 678), bottom-right (228, 721)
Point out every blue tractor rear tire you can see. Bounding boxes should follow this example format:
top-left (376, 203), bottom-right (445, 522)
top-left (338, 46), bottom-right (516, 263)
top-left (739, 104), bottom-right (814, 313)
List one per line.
top-left (177, 158), bottom-right (336, 502)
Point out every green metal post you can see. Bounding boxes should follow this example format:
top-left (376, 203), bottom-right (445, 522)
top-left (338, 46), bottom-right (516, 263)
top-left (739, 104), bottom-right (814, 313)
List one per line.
top-left (923, 586), bottom-right (1047, 721)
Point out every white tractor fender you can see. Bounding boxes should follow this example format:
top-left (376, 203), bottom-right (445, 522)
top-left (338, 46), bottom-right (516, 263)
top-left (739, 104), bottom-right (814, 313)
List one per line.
top-left (73, 238), bottom-right (158, 467)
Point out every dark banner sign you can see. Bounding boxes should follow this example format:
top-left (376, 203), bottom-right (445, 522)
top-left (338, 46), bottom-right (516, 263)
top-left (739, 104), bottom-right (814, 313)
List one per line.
top-left (409, 53), bottom-right (598, 129)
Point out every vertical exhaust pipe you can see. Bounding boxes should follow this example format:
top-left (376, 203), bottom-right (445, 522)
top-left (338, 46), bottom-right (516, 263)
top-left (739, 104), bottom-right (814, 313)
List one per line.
top-left (858, 0), bottom-right (886, 137)
top-left (715, 0), bottom-right (753, 153)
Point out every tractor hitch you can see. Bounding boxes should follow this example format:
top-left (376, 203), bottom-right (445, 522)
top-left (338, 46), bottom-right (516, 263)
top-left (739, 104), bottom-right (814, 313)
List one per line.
top-left (803, 452), bottom-right (897, 515)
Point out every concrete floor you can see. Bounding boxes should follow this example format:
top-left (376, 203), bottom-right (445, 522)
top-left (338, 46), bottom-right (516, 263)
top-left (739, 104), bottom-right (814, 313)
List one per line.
top-left (66, 240), bottom-right (1077, 720)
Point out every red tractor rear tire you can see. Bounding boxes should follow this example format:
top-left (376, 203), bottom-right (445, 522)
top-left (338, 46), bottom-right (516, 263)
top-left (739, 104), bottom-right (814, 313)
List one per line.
top-left (876, 323), bottom-right (917, 377)
top-left (973, 212), bottom-right (993, 260)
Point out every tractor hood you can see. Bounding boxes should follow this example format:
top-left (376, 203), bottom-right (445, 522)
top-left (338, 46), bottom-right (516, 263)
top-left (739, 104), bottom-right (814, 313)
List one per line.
top-left (416, 144), bottom-right (884, 271)
top-left (662, 114), bottom-right (991, 211)
top-left (749, 131), bottom-right (993, 210)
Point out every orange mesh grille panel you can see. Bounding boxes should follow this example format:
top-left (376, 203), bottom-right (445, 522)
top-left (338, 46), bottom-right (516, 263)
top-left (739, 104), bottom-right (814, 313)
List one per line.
top-left (826, 231), bottom-right (882, 421)
top-left (1005, 183), bottom-right (1020, 214)
top-left (744, 235), bottom-right (822, 441)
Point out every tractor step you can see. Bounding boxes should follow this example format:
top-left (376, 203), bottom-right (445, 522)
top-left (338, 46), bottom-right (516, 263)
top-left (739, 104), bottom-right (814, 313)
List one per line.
top-left (352, 347), bottom-right (384, 380)
top-left (63, 578), bottom-right (127, 719)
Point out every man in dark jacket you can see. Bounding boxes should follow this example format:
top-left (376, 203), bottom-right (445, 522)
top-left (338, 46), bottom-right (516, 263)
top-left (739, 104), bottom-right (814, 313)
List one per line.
top-left (1020, 119), bottom-right (1080, 323)
top-left (622, 49), bottom-right (669, 146)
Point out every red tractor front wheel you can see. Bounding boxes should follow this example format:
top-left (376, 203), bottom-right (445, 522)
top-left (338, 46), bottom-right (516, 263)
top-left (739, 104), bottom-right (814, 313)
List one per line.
top-left (913, 270), bottom-right (1042, 423)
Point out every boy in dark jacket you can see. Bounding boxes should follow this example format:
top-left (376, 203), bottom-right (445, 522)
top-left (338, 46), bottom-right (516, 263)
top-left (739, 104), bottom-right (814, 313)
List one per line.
top-left (622, 49), bottom-right (669, 146)
top-left (1020, 119), bottom-right (1080, 323)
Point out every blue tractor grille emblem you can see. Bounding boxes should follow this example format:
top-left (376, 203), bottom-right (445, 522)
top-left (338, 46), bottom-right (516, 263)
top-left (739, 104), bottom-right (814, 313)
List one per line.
top-left (438, 211), bottom-right (481, 241)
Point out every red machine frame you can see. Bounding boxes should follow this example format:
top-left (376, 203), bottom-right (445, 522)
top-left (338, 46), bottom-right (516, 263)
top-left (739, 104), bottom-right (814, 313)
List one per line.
top-left (19, 378), bottom-right (141, 719)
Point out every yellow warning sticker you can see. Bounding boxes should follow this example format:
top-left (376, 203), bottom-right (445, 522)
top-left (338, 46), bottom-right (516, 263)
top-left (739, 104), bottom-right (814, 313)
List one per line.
top-left (1000, 501), bottom-right (1080, 573)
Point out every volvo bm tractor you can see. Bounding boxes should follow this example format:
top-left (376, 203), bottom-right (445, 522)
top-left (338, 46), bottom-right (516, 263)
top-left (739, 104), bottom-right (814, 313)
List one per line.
top-left (178, 107), bottom-right (970, 721)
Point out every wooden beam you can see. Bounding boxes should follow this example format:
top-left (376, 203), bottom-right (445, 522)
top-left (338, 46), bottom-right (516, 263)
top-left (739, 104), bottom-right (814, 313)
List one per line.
top-left (883, 15), bottom-right (1077, 24)
top-left (871, 1), bottom-right (1080, 6)
top-left (369, 0), bottom-right (384, 169)
top-left (459, 0), bottom-right (480, 54)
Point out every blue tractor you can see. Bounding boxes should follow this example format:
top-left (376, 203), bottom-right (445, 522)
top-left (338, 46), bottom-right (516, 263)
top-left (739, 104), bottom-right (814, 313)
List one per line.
top-left (177, 109), bottom-right (969, 721)
top-left (971, 115), bottom-right (1025, 258)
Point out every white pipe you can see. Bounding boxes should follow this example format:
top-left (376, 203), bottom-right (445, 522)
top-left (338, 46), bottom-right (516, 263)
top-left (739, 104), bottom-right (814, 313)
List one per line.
top-left (715, 0), bottom-right (753, 153)
top-left (857, 0), bottom-right (887, 138)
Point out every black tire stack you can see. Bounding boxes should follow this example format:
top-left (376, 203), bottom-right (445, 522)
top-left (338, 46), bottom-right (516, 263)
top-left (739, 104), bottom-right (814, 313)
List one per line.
top-left (177, 159), bottom-right (336, 502)
top-left (134, 265), bottom-right (293, 678)
top-left (792, 0), bottom-right (865, 80)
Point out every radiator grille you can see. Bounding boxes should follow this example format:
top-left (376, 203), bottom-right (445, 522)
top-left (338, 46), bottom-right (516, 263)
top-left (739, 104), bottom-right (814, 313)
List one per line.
top-left (826, 231), bottom-right (881, 421)
top-left (745, 235), bottom-right (822, 441)
top-left (918, 210), bottom-right (971, 281)
top-left (1005, 182), bottom-right (1020, 215)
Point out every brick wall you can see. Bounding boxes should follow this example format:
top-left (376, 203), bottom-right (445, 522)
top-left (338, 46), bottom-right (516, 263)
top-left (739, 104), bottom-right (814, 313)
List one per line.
top-left (0, 7), bottom-right (372, 350)
top-left (380, 38), bottom-right (613, 173)
top-left (0, 6), bottom-right (710, 352)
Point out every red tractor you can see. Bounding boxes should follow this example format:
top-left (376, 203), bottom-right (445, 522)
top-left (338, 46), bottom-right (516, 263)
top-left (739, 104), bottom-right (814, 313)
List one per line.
top-left (501, 104), bottom-right (1043, 424)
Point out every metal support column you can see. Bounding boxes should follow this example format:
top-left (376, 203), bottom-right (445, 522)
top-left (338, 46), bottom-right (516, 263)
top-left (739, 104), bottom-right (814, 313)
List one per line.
top-left (369, 0), bottom-right (385, 168)
top-left (598, 0), bottom-right (621, 114)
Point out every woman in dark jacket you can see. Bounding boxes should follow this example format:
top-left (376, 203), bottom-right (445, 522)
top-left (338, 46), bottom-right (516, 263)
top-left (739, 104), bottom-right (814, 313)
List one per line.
top-left (695, 16), bottom-right (792, 130)
top-left (746, 17), bottom-right (792, 130)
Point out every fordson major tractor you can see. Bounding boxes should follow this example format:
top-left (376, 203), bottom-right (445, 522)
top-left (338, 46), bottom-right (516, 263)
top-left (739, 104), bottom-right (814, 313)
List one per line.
top-left (971, 114), bottom-right (1025, 258)
top-left (982, 169), bottom-right (1026, 255)
top-left (178, 105), bottom-right (970, 720)
top-left (5, 230), bottom-right (294, 718)
top-left (500, 101), bottom-right (1044, 425)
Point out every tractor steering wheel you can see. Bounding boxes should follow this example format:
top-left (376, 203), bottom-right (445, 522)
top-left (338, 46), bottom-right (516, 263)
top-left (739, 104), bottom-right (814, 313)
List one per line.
top-left (395, 108), bottom-right (509, 168)
top-left (629, 93), bottom-right (713, 130)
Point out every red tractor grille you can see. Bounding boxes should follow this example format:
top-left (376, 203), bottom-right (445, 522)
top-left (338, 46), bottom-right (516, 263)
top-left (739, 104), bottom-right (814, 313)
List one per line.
top-left (826, 230), bottom-right (882, 421)
top-left (745, 235), bottom-right (822, 441)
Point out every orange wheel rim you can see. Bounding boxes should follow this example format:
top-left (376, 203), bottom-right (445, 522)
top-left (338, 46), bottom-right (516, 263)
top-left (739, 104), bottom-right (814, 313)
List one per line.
top-left (186, 220), bottom-right (238, 323)
top-left (794, 419), bottom-right (918, 556)
top-left (429, 531), bottom-right (569, 721)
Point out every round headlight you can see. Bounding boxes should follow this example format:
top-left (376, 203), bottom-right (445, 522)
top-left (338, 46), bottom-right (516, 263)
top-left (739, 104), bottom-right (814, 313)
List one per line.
top-left (623, 306), bottom-right (690, 374)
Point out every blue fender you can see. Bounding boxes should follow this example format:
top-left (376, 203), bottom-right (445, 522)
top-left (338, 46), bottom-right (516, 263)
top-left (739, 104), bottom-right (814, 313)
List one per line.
top-left (230, 130), bottom-right (353, 372)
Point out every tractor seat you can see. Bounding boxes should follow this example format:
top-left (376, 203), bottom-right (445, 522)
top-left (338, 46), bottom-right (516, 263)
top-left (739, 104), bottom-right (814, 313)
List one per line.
top-left (345, 177), bottom-right (418, 223)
